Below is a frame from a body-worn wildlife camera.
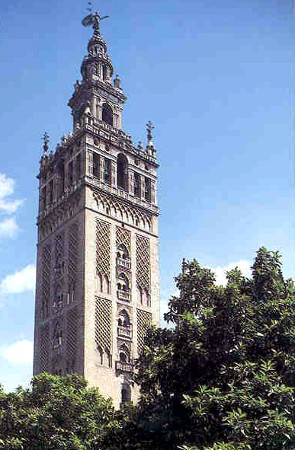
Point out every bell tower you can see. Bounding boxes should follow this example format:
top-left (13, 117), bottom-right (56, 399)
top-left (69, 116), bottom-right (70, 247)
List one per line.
top-left (33, 12), bottom-right (160, 407)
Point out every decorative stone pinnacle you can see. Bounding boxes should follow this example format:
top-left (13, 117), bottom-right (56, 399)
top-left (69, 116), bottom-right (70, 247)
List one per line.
top-left (82, 9), bottom-right (109, 36)
top-left (42, 132), bottom-right (49, 155)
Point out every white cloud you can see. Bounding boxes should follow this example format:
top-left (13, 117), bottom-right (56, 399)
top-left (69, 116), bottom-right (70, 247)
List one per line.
top-left (0, 264), bottom-right (36, 295)
top-left (0, 340), bottom-right (33, 364)
top-left (0, 173), bottom-right (23, 214)
top-left (208, 260), bottom-right (251, 286)
top-left (0, 217), bottom-right (19, 239)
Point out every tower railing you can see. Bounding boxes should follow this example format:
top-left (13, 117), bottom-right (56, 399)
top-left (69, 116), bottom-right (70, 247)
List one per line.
top-left (117, 289), bottom-right (131, 302)
top-left (116, 257), bottom-right (131, 269)
top-left (115, 361), bottom-right (133, 373)
top-left (117, 325), bottom-right (132, 338)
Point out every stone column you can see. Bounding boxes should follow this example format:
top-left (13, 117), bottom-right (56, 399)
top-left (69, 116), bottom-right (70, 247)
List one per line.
top-left (111, 160), bottom-right (116, 188)
top-left (128, 171), bottom-right (134, 196)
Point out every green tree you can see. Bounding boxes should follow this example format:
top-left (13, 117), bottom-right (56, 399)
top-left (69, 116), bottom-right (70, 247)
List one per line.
top-left (0, 373), bottom-right (120, 450)
top-left (119, 247), bottom-right (295, 449)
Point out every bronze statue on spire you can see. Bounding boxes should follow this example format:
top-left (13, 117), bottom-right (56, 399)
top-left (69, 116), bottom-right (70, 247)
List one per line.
top-left (82, 10), bottom-right (109, 35)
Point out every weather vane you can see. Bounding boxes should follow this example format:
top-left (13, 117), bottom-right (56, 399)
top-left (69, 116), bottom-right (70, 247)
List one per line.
top-left (82, 3), bottom-right (109, 35)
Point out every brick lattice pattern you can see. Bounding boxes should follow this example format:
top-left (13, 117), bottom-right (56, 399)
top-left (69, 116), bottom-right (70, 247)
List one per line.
top-left (136, 308), bottom-right (152, 354)
top-left (95, 297), bottom-right (112, 352)
top-left (66, 306), bottom-right (78, 360)
top-left (96, 219), bottom-right (111, 277)
top-left (41, 243), bottom-right (52, 318)
top-left (116, 226), bottom-right (131, 253)
top-left (39, 323), bottom-right (50, 372)
top-left (68, 223), bottom-right (78, 288)
top-left (54, 233), bottom-right (64, 278)
top-left (136, 234), bottom-right (150, 291)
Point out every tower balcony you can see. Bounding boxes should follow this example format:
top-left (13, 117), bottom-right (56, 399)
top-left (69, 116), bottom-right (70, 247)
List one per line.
top-left (117, 289), bottom-right (131, 302)
top-left (117, 325), bottom-right (132, 339)
top-left (116, 257), bottom-right (131, 270)
top-left (115, 360), bottom-right (133, 373)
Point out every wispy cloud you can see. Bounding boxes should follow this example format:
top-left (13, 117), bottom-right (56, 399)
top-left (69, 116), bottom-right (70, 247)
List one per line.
top-left (0, 340), bottom-right (33, 364)
top-left (0, 264), bottom-right (36, 295)
top-left (0, 173), bottom-right (23, 214)
top-left (208, 260), bottom-right (251, 286)
top-left (0, 217), bottom-right (19, 239)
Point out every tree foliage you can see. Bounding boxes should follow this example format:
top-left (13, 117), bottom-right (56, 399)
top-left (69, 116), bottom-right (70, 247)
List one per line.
top-left (0, 248), bottom-right (294, 450)
top-left (119, 247), bottom-right (295, 449)
top-left (0, 373), bottom-right (120, 449)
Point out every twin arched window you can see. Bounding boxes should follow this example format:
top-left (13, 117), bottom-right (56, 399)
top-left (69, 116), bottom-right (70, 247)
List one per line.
top-left (97, 272), bottom-right (110, 294)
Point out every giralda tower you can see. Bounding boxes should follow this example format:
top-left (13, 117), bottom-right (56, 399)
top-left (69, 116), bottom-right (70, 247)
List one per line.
top-left (33, 12), bottom-right (160, 407)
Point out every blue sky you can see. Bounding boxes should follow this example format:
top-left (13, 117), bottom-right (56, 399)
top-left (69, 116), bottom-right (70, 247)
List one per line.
top-left (0, 0), bottom-right (293, 391)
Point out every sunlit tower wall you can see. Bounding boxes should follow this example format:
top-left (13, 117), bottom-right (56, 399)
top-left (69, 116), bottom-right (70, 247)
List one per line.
top-left (33, 13), bottom-right (160, 407)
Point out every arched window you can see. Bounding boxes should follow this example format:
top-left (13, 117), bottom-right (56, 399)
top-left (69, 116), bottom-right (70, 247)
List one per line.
top-left (117, 154), bottom-right (128, 190)
top-left (119, 343), bottom-right (130, 362)
top-left (119, 352), bottom-right (127, 363)
top-left (117, 273), bottom-right (129, 292)
top-left (116, 244), bottom-right (130, 269)
top-left (103, 275), bottom-right (110, 294)
top-left (102, 103), bottom-right (113, 126)
top-left (118, 309), bottom-right (130, 327)
top-left (137, 286), bottom-right (143, 305)
top-left (106, 349), bottom-right (112, 368)
top-left (102, 65), bottom-right (107, 81)
top-left (97, 273), bottom-right (103, 292)
top-left (97, 346), bottom-right (103, 365)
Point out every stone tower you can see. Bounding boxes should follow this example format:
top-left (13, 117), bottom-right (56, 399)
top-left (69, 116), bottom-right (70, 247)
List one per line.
top-left (33, 13), bottom-right (160, 407)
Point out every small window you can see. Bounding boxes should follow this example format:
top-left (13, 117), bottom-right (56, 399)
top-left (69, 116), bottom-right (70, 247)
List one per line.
top-left (93, 153), bottom-right (100, 178)
top-left (104, 158), bottom-right (111, 184)
top-left (117, 154), bottom-right (128, 190)
top-left (102, 65), bottom-right (107, 81)
top-left (144, 177), bottom-right (151, 203)
top-left (134, 173), bottom-right (141, 198)
top-left (102, 103), bottom-right (113, 126)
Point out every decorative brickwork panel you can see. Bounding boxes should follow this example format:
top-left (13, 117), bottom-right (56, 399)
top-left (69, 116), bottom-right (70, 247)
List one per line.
top-left (66, 306), bottom-right (78, 366)
top-left (39, 323), bottom-right (50, 372)
top-left (68, 223), bottom-right (78, 289)
top-left (116, 227), bottom-right (131, 253)
top-left (41, 243), bottom-right (52, 319)
top-left (96, 219), bottom-right (111, 277)
top-left (136, 309), bottom-right (152, 354)
top-left (95, 297), bottom-right (112, 352)
top-left (54, 233), bottom-right (64, 278)
top-left (67, 307), bottom-right (77, 359)
top-left (136, 234), bottom-right (150, 291)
